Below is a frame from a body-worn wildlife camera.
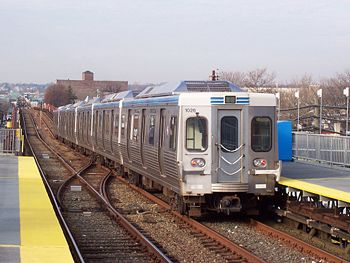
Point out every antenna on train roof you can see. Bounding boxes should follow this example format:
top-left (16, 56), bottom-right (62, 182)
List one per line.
top-left (210, 69), bottom-right (219, 81)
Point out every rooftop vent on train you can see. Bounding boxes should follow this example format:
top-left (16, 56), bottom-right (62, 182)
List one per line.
top-left (185, 81), bottom-right (232, 92)
top-left (101, 90), bottom-right (134, 103)
top-left (136, 80), bottom-right (242, 99)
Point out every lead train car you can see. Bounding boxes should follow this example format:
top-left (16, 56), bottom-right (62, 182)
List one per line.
top-left (53, 81), bottom-right (280, 216)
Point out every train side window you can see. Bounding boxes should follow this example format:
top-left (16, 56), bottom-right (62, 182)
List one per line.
top-left (114, 114), bottom-right (119, 138)
top-left (186, 117), bottom-right (207, 151)
top-left (148, 115), bottom-right (156, 145)
top-left (81, 112), bottom-right (84, 137)
top-left (221, 116), bottom-right (238, 152)
top-left (251, 117), bottom-right (272, 152)
top-left (105, 111), bottom-right (109, 137)
top-left (87, 111), bottom-right (90, 140)
top-left (169, 116), bottom-right (177, 151)
top-left (132, 114), bottom-right (139, 141)
top-left (95, 111), bottom-right (98, 140)
top-left (110, 110), bottom-right (114, 137)
top-left (121, 114), bottom-right (126, 137)
top-left (99, 111), bottom-right (103, 131)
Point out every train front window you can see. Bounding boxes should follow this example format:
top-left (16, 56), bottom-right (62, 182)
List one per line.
top-left (186, 117), bottom-right (207, 151)
top-left (251, 117), bottom-right (272, 152)
top-left (221, 116), bottom-right (238, 152)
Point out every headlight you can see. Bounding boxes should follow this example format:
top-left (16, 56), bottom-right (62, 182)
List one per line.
top-left (191, 158), bottom-right (206, 168)
top-left (253, 158), bottom-right (267, 168)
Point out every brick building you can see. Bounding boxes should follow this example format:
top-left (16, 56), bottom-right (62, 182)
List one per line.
top-left (57, 71), bottom-right (128, 100)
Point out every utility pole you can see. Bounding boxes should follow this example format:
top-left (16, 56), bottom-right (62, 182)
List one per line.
top-left (295, 91), bottom-right (300, 131)
top-left (210, 70), bottom-right (219, 81)
top-left (344, 87), bottom-right (349, 136)
top-left (275, 92), bottom-right (280, 120)
top-left (317, 88), bottom-right (323, 134)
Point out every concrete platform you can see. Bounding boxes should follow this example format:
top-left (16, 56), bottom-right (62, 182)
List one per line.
top-left (0, 156), bottom-right (73, 262)
top-left (279, 160), bottom-right (350, 203)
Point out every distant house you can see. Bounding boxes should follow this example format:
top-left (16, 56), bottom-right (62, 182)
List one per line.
top-left (56, 71), bottom-right (128, 100)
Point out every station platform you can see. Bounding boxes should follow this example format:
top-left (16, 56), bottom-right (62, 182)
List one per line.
top-left (0, 156), bottom-right (73, 263)
top-left (279, 160), bottom-right (350, 203)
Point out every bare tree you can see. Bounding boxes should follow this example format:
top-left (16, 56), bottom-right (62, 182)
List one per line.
top-left (220, 71), bottom-right (246, 87)
top-left (220, 68), bottom-right (276, 91)
top-left (321, 70), bottom-right (350, 106)
top-left (245, 68), bottom-right (276, 90)
top-left (44, 84), bottom-right (76, 107)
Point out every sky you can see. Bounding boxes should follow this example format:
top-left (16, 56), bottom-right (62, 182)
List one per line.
top-left (0, 0), bottom-right (349, 84)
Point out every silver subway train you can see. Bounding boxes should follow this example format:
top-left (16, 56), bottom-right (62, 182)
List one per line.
top-left (53, 81), bottom-right (280, 216)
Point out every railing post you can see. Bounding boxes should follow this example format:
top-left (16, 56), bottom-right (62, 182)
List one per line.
top-left (345, 137), bottom-right (348, 166)
top-left (306, 133), bottom-right (309, 159)
top-left (317, 134), bottom-right (321, 162)
top-left (330, 136), bottom-right (333, 166)
top-left (296, 132), bottom-right (299, 160)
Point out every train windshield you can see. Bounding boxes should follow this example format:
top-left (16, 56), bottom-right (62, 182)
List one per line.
top-left (251, 117), bottom-right (272, 152)
top-left (186, 117), bottom-right (208, 151)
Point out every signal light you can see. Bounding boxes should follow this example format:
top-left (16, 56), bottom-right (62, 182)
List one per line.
top-left (191, 158), bottom-right (206, 168)
top-left (253, 159), bottom-right (267, 168)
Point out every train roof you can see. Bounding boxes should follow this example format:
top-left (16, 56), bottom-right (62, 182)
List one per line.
top-left (55, 81), bottom-right (278, 111)
top-left (101, 90), bottom-right (134, 103)
top-left (136, 81), bottom-right (242, 99)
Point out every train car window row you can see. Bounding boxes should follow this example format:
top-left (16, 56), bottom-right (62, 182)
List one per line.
top-left (251, 117), bottom-right (272, 152)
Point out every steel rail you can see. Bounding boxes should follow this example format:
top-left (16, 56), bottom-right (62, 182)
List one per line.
top-left (250, 219), bottom-right (347, 263)
top-left (56, 158), bottom-right (95, 209)
top-left (76, 172), bottom-right (173, 263)
top-left (21, 109), bottom-right (85, 263)
top-left (100, 171), bottom-right (112, 201)
top-left (116, 176), bottom-right (265, 263)
top-left (39, 111), bottom-right (55, 138)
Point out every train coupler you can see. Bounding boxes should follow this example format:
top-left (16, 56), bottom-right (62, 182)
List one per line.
top-left (218, 196), bottom-right (242, 215)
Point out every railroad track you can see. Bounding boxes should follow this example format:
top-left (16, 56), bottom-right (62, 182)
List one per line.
top-left (112, 176), bottom-right (348, 263)
top-left (23, 109), bottom-right (172, 263)
top-left (57, 163), bottom-right (166, 262)
top-left (104, 176), bottom-right (263, 262)
top-left (22, 109), bottom-right (84, 262)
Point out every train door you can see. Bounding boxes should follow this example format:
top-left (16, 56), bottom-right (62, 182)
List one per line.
top-left (158, 109), bottom-right (166, 175)
top-left (217, 110), bottom-right (243, 183)
top-left (126, 109), bottom-right (132, 161)
top-left (140, 109), bottom-right (146, 167)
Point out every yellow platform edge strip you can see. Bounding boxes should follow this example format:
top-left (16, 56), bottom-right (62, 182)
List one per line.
top-left (18, 156), bottom-right (74, 263)
top-left (279, 176), bottom-right (350, 203)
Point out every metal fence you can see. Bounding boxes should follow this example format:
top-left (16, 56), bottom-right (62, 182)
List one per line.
top-left (293, 132), bottom-right (350, 166)
top-left (0, 129), bottom-right (22, 155)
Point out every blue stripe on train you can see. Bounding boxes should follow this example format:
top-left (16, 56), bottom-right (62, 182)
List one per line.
top-left (210, 97), bottom-right (224, 104)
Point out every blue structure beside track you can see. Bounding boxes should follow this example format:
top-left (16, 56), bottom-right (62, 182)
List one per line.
top-left (277, 120), bottom-right (292, 161)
